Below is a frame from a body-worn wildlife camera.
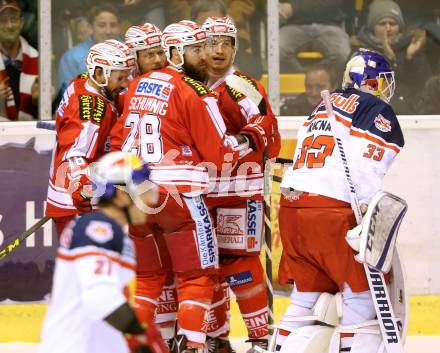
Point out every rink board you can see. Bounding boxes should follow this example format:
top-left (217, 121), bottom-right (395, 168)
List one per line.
top-left (0, 296), bottom-right (439, 342)
top-left (1, 118), bottom-right (440, 342)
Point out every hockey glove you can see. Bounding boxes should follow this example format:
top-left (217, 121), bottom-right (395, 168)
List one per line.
top-left (126, 321), bottom-right (168, 353)
top-left (240, 114), bottom-right (274, 153)
top-left (70, 174), bottom-right (93, 213)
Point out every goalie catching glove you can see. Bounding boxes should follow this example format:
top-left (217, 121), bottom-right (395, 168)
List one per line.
top-left (240, 114), bottom-right (275, 153)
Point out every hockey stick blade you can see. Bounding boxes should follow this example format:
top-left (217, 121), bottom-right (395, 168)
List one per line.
top-left (225, 75), bottom-right (267, 114)
top-left (0, 216), bottom-right (51, 260)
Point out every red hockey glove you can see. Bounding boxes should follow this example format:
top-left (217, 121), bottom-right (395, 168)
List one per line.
top-left (240, 114), bottom-right (274, 153)
top-left (126, 321), bottom-right (169, 353)
top-left (71, 174), bottom-right (93, 213)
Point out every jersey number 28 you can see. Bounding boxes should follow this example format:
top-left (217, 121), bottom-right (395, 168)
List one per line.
top-left (122, 112), bottom-right (163, 163)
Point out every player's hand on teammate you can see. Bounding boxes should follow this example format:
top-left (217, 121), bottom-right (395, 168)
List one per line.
top-left (70, 174), bottom-right (93, 213)
top-left (240, 114), bottom-right (275, 152)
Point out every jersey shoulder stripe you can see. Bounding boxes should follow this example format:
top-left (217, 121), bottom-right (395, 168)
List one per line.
top-left (182, 76), bottom-right (216, 97)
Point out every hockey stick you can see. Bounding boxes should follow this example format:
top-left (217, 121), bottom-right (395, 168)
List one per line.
top-left (225, 74), bottom-right (274, 332)
top-left (263, 147), bottom-right (274, 334)
top-left (0, 216), bottom-right (51, 260)
top-left (320, 90), bottom-right (404, 353)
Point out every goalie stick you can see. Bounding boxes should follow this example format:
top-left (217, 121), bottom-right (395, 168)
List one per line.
top-left (0, 216), bottom-right (51, 260)
top-left (320, 90), bottom-right (404, 353)
top-left (225, 74), bottom-right (274, 332)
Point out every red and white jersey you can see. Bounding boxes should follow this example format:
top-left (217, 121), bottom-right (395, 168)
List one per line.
top-left (46, 77), bottom-right (118, 217)
top-left (281, 89), bottom-right (405, 204)
top-left (110, 65), bottom-right (240, 194)
top-left (207, 68), bottom-right (281, 199)
top-left (40, 211), bottom-right (135, 353)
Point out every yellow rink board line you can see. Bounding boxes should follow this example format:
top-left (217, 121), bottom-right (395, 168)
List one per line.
top-left (0, 296), bottom-right (439, 342)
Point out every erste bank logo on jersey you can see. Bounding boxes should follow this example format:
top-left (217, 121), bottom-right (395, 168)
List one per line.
top-left (374, 114), bottom-right (392, 132)
top-left (136, 78), bottom-right (173, 101)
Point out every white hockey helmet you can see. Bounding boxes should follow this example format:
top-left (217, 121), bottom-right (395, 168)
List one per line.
top-left (92, 151), bottom-right (151, 200)
top-left (161, 20), bottom-right (207, 67)
top-left (86, 39), bottom-right (136, 87)
top-left (202, 16), bottom-right (237, 39)
top-left (124, 23), bottom-right (162, 53)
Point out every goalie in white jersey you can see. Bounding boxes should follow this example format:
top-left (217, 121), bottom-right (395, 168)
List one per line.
top-left (276, 49), bottom-right (404, 353)
top-left (40, 152), bottom-right (166, 353)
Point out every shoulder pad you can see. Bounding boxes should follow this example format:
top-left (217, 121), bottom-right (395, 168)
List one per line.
top-left (69, 213), bottom-right (124, 253)
top-left (182, 76), bottom-right (216, 97)
top-left (78, 94), bottom-right (107, 124)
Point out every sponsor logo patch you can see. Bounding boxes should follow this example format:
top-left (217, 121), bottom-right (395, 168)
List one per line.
top-left (182, 76), bottom-right (215, 96)
top-left (136, 78), bottom-right (174, 100)
top-left (93, 96), bottom-right (106, 123)
top-left (78, 95), bottom-right (93, 121)
top-left (181, 145), bottom-right (192, 156)
top-left (78, 95), bottom-right (106, 123)
top-left (85, 221), bottom-right (114, 243)
top-left (246, 200), bottom-right (262, 252)
top-left (225, 270), bottom-right (253, 287)
top-left (193, 197), bottom-right (217, 268)
top-left (374, 114), bottom-right (392, 132)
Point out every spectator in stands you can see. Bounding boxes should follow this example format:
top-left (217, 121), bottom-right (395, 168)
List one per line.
top-left (169, 0), bottom-right (255, 53)
top-left (351, 0), bottom-right (431, 113)
top-left (0, 0), bottom-right (38, 121)
top-left (188, 0), bottom-right (263, 78)
top-left (278, 0), bottom-right (351, 73)
top-left (413, 74), bottom-right (440, 114)
top-left (58, 4), bottom-right (120, 92)
top-left (281, 64), bottom-right (337, 116)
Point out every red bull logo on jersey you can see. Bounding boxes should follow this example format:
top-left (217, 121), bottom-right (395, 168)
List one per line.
top-left (330, 93), bottom-right (360, 114)
top-left (136, 78), bottom-right (173, 101)
top-left (374, 114), bottom-right (392, 132)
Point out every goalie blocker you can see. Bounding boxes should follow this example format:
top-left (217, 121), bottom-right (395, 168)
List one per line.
top-left (346, 191), bottom-right (408, 273)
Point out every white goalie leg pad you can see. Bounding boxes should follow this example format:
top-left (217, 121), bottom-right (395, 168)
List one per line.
top-left (345, 191), bottom-right (408, 273)
top-left (279, 325), bottom-right (335, 353)
top-left (328, 321), bottom-right (385, 353)
top-left (269, 289), bottom-right (340, 353)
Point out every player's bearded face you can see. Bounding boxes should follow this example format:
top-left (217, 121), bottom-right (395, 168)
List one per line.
top-left (105, 69), bottom-right (131, 100)
top-left (205, 36), bottom-right (235, 73)
top-left (182, 44), bottom-right (208, 82)
top-left (137, 46), bottom-right (167, 74)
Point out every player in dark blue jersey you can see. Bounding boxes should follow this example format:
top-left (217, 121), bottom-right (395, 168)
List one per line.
top-left (41, 152), bottom-right (166, 353)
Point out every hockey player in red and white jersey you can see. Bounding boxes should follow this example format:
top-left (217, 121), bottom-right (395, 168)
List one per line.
top-left (40, 152), bottom-right (167, 353)
top-left (115, 22), bottom-right (180, 345)
top-left (112, 23), bottom-right (167, 115)
top-left (200, 17), bottom-right (281, 353)
top-left (276, 49), bottom-right (404, 353)
top-left (45, 40), bottom-right (135, 238)
top-left (110, 20), bottom-right (273, 353)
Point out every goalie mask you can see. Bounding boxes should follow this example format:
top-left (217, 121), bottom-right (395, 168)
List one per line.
top-left (342, 49), bottom-right (395, 103)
